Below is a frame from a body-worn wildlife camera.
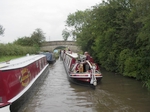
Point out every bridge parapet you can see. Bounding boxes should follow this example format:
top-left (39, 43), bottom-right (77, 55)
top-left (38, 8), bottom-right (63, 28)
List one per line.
top-left (42, 41), bottom-right (76, 46)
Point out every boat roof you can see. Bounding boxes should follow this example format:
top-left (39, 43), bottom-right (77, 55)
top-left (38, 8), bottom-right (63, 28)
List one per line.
top-left (42, 52), bottom-right (55, 61)
top-left (66, 52), bottom-right (78, 59)
top-left (0, 54), bottom-right (46, 71)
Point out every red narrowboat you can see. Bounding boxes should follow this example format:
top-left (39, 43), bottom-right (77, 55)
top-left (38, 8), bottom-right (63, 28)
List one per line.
top-left (0, 54), bottom-right (49, 112)
top-left (61, 50), bottom-right (102, 87)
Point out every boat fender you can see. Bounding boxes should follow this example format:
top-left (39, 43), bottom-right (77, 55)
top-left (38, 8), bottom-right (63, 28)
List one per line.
top-left (26, 53), bottom-right (29, 56)
top-left (90, 77), bottom-right (97, 86)
top-left (93, 81), bottom-right (97, 86)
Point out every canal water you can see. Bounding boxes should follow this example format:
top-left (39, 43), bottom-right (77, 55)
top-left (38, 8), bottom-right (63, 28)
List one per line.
top-left (18, 58), bottom-right (150, 112)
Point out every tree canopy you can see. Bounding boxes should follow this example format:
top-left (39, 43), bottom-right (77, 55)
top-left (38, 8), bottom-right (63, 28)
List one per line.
top-left (14, 28), bottom-right (45, 47)
top-left (63, 0), bottom-right (150, 90)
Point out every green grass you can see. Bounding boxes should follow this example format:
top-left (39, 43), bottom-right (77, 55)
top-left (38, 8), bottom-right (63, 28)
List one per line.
top-left (0, 56), bottom-right (23, 62)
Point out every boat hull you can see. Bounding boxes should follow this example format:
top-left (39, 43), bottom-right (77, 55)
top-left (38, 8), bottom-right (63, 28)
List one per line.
top-left (10, 64), bottom-right (49, 112)
top-left (67, 73), bottom-right (102, 86)
top-left (47, 59), bottom-right (56, 64)
top-left (0, 54), bottom-right (49, 112)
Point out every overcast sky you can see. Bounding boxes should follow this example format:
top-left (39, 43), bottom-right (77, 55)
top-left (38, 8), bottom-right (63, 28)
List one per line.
top-left (0, 0), bottom-right (102, 43)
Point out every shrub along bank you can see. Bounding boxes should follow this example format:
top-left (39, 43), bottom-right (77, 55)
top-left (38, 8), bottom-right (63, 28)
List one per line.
top-left (0, 43), bottom-right (37, 60)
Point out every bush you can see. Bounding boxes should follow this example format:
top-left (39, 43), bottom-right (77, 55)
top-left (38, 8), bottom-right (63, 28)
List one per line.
top-left (0, 43), bottom-right (38, 56)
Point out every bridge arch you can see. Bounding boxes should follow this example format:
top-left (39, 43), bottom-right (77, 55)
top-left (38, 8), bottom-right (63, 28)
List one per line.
top-left (40, 41), bottom-right (80, 52)
top-left (53, 46), bottom-right (66, 51)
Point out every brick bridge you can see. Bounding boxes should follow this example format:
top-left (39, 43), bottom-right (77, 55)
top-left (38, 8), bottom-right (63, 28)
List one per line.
top-left (40, 40), bottom-right (80, 52)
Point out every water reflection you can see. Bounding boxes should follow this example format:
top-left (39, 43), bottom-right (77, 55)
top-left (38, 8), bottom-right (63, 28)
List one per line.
top-left (18, 59), bottom-right (150, 112)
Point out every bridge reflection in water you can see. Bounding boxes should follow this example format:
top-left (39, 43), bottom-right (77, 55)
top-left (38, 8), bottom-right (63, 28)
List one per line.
top-left (18, 58), bottom-right (150, 112)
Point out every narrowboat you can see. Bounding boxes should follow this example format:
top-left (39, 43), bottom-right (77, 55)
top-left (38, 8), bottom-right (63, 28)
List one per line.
top-left (43, 52), bottom-right (56, 64)
top-left (0, 54), bottom-right (49, 112)
top-left (61, 50), bottom-right (102, 87)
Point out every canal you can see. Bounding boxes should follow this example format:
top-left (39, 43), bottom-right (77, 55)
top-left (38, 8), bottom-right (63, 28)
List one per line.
top-left (18, 58), bottom-right (150, 112)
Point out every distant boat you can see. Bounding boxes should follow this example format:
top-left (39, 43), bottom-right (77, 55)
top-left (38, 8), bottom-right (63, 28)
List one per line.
top-left (60, 50), bottom-right (102, 87)
top-left (43, 52), bottom-right (56, 64)
top-left (0, 54), bottom-right (49, 112)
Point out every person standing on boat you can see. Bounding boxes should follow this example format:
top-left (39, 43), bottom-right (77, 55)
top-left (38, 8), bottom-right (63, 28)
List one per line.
top-left (66, 46), bottom-right (72, 54)
top-left (84, 52), bottom-right (92, 72)
top-left (84, 52), bottom-right (94, 63)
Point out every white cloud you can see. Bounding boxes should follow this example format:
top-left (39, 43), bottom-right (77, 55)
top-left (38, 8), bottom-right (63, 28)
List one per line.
top-left (0, 0), bottom-right (102, 43)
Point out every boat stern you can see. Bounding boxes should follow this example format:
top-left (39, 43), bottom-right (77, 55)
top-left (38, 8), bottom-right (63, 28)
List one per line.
top-left (69, 71), bottom-right (102, 85)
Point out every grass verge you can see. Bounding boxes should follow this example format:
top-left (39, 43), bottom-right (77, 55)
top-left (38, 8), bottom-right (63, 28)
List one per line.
top-left (0, 56), bottom-right (23, 62)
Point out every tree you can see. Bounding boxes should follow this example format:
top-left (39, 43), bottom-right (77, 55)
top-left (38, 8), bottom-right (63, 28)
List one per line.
top-left (0, 25), bottom-right (5, 35)
top-left (14, 28), bottom-right (45, 48)
top-left (14, 36), bottom-right (32, 46)
top-left (62, 28), bottom-right (70, 41)
top-left (63, 0), bottom-right (150, 90)
top-left (63, 9), bottom-right (92, 41)
top-left (31, 28), bottom-right (46, 47)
